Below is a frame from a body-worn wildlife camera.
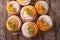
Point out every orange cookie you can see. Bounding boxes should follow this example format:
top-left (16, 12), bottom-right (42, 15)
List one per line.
top-left (20, 5), bottom-right (37, 22)
top-left (35, 1), bottom-right (49, 15)
top-left (17, 0), bottom-right (31, 5)
top-left (6, 15), bottom-right (22, 31)
top-left (22, 22), bottom-right (38, 38)
top-left (37, 15), bottom-right (52, 31)
top-left (6, 1), bottom-right (20, 15)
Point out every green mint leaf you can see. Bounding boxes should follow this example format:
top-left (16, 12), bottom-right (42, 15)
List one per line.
top-left (41, 19), bottom-right (49, 27)
top-left (8, 21), bottom-right (15, 30)
top-left (8, 21), bottom-right (14, 25)
top-left (41, 6), bottom-right (45, 11)
top-left (26, 8), bottom-right (30, 15)
top-left (27, 24), bottom-right (32, 34)
top-left (10, 4), bottom-right (15, 12)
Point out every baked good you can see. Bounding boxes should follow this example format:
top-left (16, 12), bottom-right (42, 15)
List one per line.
top-left (6, 1), bottom-right (20, 15)
top-left (37, 15), bottom-right (52, 31)
top-left (35, 1), bottom-right (49, 15)
top-left (6, 15), bottom-right (22, 31)
top-left (17, 0), bottom-right (31, 5)
top-left (22, 22), bottom-right (38, 38)
top-left (20, 5), bottom-right (37, 22)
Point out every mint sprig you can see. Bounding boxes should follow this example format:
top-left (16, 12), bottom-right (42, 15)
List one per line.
top-left (41, 19), bottom-right (49, 27)
top-left (26, 8), bottom-right (30, 15)
top-left (10, 4), bottom-right (15, 12)
top-left (41, 6), bottom-right (46, 11)
top-left (27, 24), bottom-right (32, 34)
top-left (8, 21), bottom-right (15, 30)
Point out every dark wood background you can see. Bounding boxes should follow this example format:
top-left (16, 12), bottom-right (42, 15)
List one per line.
top-left (0, 0), bottom-right (60, 40)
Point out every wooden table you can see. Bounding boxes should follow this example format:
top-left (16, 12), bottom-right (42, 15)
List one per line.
top-left (0, 0), bottom-right (60, 40)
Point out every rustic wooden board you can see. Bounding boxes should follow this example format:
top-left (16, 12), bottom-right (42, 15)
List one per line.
top-left (0, 0), bottom-right (60, 40)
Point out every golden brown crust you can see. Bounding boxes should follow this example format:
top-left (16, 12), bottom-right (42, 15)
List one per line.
top-left (17, 0), bottom-right (31, 5)
top-left (6, 16), bottom-right (21, 32)
top-left (35, 1), bottom-right (48, 15)
top-left (20, 5), bottom-right (37, 22)
top-left (6, 1), bottom-right (20, 15)
top-left (17, 0), bottom-right (25, 4)
top-left (6, 18), bottom-right (19, 31)
top-left (37, 18), bottom-right (51, 31)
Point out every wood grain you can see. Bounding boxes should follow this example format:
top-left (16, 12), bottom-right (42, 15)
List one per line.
top-left (0, 0), bottom-right (7, 40)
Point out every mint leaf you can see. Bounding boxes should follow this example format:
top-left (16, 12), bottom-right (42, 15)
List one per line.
top-left (8, 21), bottom-right (15, 30)
top-left (27, 24), bottom-right (32, 34)
top-left (10, 4), bottom-right (15, 12)
top-left (41, 6), bottom-right (45, 11)
top-left (41, 19), bottom-right (49, 27)
top-left (8, 21), bottom-right (14, 25)
top-left (26, 8), bottom-right (30, 15)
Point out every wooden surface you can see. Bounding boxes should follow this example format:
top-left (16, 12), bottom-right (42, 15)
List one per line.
top-left (0, 0), bottom-right (60, 40)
